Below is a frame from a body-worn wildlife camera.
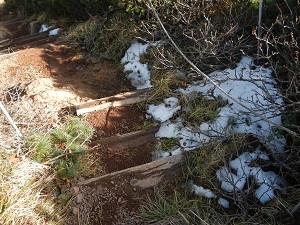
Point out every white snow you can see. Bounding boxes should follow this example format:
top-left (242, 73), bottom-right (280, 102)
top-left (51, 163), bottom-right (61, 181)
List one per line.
top-left (216, 149), bottom-right (287, 204)
top-left (155, 122), bottom-right (180, 139)
top-left (218, 198), bottom-right (230, 208)
top-left (192, 185), bottom-right (217, 199)
top-left (121, 40), bottom-right (160, 89)
top-left (49, 28), bottom-right (60, 36)
top-left (39, 24), bottom-right (60, 36)
top-left (147, 97), bottom-right (181, 122)
top-left (122, 41), bottom-right (287, 206)
top-left (39, 24), bottom-right (50, 32)
top-left (148, 56), bottom-right (285, 154)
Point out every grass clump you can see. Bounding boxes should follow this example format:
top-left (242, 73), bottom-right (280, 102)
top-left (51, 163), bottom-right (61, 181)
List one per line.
top-left (141, 135), bottom-right (300, 224)
top-left (140, 188), bottom-right (195, 224)
top-left (0, 116), bottom-right (95, 224)
top-left (148, 70), bottom-right (188, 104)
top-left (159, 138), bottom-right (178, 152)
top-left (51, 117), bottom-right (93, 145)
top-left (181, 93), bottom-right (227, 126)
top-left (25, 117), bottom-right (94, 179)
top-left (64, 12), bottom-right (139, 62)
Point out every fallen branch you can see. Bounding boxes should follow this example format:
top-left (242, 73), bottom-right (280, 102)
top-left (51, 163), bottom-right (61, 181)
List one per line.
top-left (0, 101), bottom-right (22, 137)
top-left (291, 200), bottom-right (300, 215)
top-left (0, 101), bottom-right (23, 154)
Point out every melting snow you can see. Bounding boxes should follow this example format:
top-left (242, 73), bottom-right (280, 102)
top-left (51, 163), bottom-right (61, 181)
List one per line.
top-left (121, 40), bottom-right (160, 89)
top-left (192, 185), bottom-right (217, 199)
top-left (122, 41), bottom-right (287, 205)
top-left (218, 198), bottom-right (230, 208)
top-left (147, 97), bottom-right (181, 122)
top-left (150, 56), bottom-right (285, 153)
top-left (39, 24), bottom-right (50, 32)
top-left (39, 24), bottom-right (60, 36)
top-left (49, 28), bottom-right (60, 36)
top-left (217, 149), bottom-right (287, 204)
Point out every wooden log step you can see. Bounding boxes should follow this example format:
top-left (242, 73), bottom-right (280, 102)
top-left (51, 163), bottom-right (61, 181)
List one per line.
top-left (0, 33), bottom-right (49, 51)
top-left (0, 36), bottom-right (56, 54)
top-left (0, 18), bottom-right (25, 26)
top-left (79, 153), bottom-right (186, 190)
top-left (11, 32), bottom-right (49, 46)
top-left (76, 88), bottom-right (151, 115)
top-left (89, 126), bottom-right (159, 150)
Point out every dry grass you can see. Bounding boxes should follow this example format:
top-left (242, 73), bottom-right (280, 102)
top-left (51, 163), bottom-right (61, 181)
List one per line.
top-left (140, 134), bottom-right (300, 224)
top-left (0, 81), bottom-right (93, 224)
top-left (0, 85), bottom-right (61, 224)
top-left (0, 158), bottom-right (60, 225)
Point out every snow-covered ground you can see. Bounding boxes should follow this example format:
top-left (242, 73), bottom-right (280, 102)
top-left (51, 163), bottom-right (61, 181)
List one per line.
top-left (121, 40), bottom-right (287, 206)
top-left (39, 24), bottom-right (60, 36)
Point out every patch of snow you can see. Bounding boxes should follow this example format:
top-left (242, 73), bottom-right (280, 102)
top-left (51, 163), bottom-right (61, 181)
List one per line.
top-left (121, 40), bottom-right (160, 89)
top-left (218, 198), bottom-right (230, 208)
top-left (147, 97), bottom-right (181, 122)
top-left (171, 147), bottom-right (182, 155)
top-left (152, 150), bottom-right (170, 160)
top-left (39, 24), bottom-right (51, 32)
top-left (39, 24), bottom-right (60, 36)
top-left (155, 121), bottom-right (181, 138)
top-left (150, 56), bottom-right (285, 153)
top-left (216, 150), bottom-right (287, 204)
top-left (192, 184), bottom-right (217, 199)
top-left (49, 28), bottom-right (60, 36)
top-left (178, 56), bottom-right (285, 152)
top-left (122, 40), bottom-right (287, 206)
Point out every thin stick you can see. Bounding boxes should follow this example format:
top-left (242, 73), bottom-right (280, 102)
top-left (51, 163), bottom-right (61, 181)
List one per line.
top-left (257, 0), bottom-right (263, 60)
top-left (0, 101), bottom-right (22, 137)
top-left (148, 0), bottom-right (299, 138)
top-left (291, 200), bottom-right (300, 215)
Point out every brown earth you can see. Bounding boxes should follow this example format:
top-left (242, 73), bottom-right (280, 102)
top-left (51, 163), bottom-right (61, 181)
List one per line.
top-left (68, 105), bottom-right (157, 225)
top-left (0, 10), bottom-right (162, 225)
top-left (86, 105), bottom-right (155, 174)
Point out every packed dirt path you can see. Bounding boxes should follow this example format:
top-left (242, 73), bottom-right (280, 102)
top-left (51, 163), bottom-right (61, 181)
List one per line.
top-left (0, 8), bottom-right (174, 225)
top-left (0, 42), bottom-right (133, 117)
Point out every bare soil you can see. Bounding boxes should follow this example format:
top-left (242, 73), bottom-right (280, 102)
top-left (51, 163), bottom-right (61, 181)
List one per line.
top-left (68, 104), bottom-right (156, 225)
top-left (0, 12), bottom-right (159, 225)
top-left (86, 105), bottom-right (155, 174)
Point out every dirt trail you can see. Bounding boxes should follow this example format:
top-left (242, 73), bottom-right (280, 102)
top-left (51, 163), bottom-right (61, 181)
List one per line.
top-left (0, 11), bottom-right (167, 225)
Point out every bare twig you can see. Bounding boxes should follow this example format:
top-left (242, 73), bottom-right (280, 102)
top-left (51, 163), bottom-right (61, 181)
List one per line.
top-left (291, 200), bottom-right (300, 215)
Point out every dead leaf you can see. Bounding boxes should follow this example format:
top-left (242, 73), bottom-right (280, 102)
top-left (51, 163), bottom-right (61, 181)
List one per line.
top-left (9, 154), bottom-right (20, 163)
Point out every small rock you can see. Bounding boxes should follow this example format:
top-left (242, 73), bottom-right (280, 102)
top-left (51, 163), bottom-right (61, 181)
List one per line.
top-left (70, 186), bottom-right (80, 194)
top-left (111, 181), bottom-right (114, 185)
top-left (132, 187), bottom-right (137, 192)
top-left (130, 178), bottom-right (138, 185)
top-left (76, 194), bottom-right (83, 204)
top-left (97, 129), bottom-right (105, 137)
top-left (70, 54), bottom-right (85, 63)
top-left (78, 177), bottom-right (85, 182)
top-left (72, 207), bottom-right (79, 215)
top-left (85, 57), bottom-right (100, 64)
